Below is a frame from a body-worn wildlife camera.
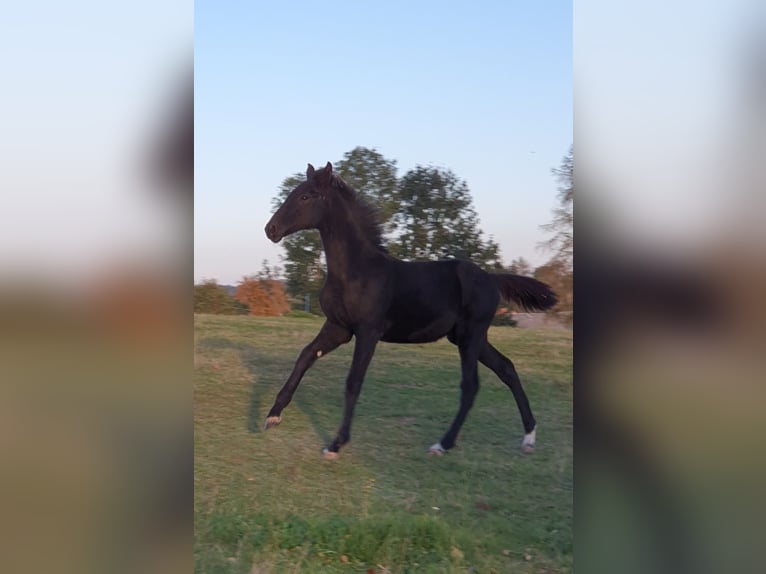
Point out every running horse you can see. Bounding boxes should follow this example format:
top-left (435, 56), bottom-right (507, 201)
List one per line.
top-left (264, 162), bottom-right (557, 459)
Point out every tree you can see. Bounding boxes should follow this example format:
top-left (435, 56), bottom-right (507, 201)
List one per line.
top-left (334, 147), bottom-right (399, 233)
top-left (235, 276), bottom-right (269, 315)
top-left (534, 260), bottom-right (573, 324)
top-left (507, 256), bottom-right (533, 276)
top-left (256, 258), bottom-right (282, 281)
top-left (260, 279), bottom-right (290, 315)
top-left (252, 260), bottom-right (290, 315)
top-left (540, 145), bottom-right (573, 270)
top-left (194, 279), bottom-right (248, 315)
top-left (235, 274), bottom-right (290, 316)
top-left (538, 146), bottom-right (574, 324)
top-left (389, 166), bottom-right (502, 269)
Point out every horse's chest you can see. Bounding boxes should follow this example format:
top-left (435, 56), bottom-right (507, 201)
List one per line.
top-left (320, 279), bottom-right (375, 324)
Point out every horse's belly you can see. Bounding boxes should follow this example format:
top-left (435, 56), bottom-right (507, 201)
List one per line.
top-left (381, 315), bottom-right (455, 344)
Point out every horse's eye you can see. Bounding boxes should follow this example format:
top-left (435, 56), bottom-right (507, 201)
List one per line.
top-left (300, 194), bottom-right (309, 201)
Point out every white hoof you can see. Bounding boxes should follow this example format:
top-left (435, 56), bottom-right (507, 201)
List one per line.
top-left (428, 442), bottom-right (446, 455)
top-left (522, 428), bottom-right (536, 454)
top-left (322, 448), bottom-right (339, 460)
top-left (263, 415), bottom-right (282, 430)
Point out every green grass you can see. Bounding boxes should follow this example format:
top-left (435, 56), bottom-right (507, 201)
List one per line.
top-left (195, 314), bottom-right (572, 573)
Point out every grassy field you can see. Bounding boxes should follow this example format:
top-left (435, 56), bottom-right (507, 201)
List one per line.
top-left (194, 314), bottom-right (572, 573)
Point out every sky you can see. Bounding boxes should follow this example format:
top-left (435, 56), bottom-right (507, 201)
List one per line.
top-left (0, 0), bottom-right (755, 290)
top-left (575, 0), bottom-right (757, 256)
top-left (0, 2), bottom-right (191, 286)
top-left (194, 1), bottom-right (572, 284)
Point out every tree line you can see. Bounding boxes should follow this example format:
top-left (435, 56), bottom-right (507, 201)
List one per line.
top-left (195, 145), bottom-right (573, 323)
top-left (194, 260), bottom-right (291, 317)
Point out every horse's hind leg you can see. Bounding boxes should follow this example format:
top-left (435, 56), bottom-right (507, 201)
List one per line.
top-left (430, 334), bottom-right (482, 454)
top-left (479, 340), bottom-right (537, 453)
top-left (264, 321), bottom-right (351, 429)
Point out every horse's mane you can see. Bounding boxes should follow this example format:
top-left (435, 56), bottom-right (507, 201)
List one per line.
top-left (329, 173), bottom-right (388, 253)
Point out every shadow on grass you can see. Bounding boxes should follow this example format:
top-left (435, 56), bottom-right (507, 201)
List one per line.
top-left (198, 335), bottom-right (551, 452)
top-left (244, 346), bottom-right (340, 446)
top-left (198, 336), bottom-right (335, 444)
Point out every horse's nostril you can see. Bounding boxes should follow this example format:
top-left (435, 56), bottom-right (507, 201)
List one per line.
top-left (266, 224), bottom-right (277, 240)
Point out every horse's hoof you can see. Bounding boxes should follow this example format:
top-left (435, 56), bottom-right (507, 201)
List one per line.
top-left (521, 428), bottom-right (536, 454)
top-left (263, 416), bottom-right (282, 430)
top-left (428, 442), bottom-right (446, 456)
top-left (322, 448), bottom-right (339, 460)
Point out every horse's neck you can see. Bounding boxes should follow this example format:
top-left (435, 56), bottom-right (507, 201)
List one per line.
top-left (320, 209), bottom-right (375, 278)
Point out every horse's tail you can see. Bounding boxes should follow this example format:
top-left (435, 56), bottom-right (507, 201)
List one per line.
top-left (494, 274), bottom-right (558, 311)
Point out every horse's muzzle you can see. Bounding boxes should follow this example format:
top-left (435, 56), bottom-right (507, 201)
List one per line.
top-left (265, 221), bottom-right (280, 243)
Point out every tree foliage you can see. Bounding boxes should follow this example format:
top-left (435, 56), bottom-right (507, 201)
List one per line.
top-left (540, 145), bottom-right (573, 270)
top-left (507, 256), bottom-right (533, 277)
top-left (235, 275), bottom-right (289, 317)
top-left (335, 147), bottom-right (399, 233)
top-left (389, 166), bottom-right (502, 269)
top-left (534, 259), bottom-right (573, 324)
top-left (255, 258), bottom-right (282, 281)
top-left (538, 145), bottom-right (574, 324)
top-left (194, 279), bottom-right (248, 315)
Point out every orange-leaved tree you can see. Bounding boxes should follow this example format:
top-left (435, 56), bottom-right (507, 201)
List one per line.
top-left (235, 275), bottom-right (290, 316)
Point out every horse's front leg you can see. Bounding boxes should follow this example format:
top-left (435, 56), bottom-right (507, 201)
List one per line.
top-left (323, 329), bottom-right (381, 459)
top-left (264, 321), bottom-right (351, 429)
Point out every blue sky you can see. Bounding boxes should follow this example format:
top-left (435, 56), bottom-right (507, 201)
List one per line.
top-left (195, 1), bottom-right (572, 284)
top-left (0, 1), bottom-right (191, 284)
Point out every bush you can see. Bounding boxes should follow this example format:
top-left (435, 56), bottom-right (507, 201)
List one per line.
top-left (194, 280), bottom-right (249, 315)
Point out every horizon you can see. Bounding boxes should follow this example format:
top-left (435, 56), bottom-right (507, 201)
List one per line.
top-left (193, 249), bottom-right (553, 286)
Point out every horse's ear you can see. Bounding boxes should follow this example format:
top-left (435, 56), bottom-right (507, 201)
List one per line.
top-left (306, 163), bottom-right (315, 179)
top-left (316, 161), bottom-right (334, 188)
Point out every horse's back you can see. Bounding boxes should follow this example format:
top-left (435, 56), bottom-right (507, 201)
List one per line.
top-left (380, 259), bottom-right (480, 343)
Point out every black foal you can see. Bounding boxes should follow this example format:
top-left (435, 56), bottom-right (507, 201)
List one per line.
top-left (264, 162), bottom-right (556, 458)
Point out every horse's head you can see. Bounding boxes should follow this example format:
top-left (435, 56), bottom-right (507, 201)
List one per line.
top-left (265, 162), bottom-right (335, 243)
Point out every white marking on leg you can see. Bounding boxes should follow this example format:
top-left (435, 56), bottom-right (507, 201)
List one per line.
top-left (316, 350), bottom-right (323, 358)
top-left (322, 448), bottom-right (339, 460)
top-left (428, 442), bottom-right (446, 455)
top-left (522, 428), bottom-right (536, 453)
top-left (264, 415), bottom-right (282, 429)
